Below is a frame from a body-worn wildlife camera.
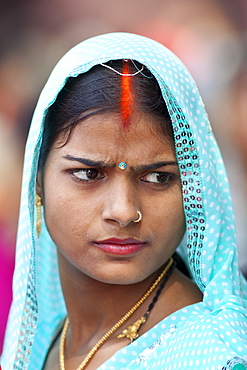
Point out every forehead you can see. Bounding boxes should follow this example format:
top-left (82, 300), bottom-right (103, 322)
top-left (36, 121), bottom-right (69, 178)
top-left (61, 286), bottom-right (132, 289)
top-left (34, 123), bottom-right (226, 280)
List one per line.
top-left (54, 111), bottom-right (175, 163)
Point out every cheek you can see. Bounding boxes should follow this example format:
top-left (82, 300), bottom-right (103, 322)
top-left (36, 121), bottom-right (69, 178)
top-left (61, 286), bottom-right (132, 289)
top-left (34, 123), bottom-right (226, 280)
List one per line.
top-left (150, 188), bottom-right (184, 220)
top-left (43, 200), bottom-right (70, 243)
top-left (42, 180), bottom-right (101, 248)
top-left (42, 180), bottom-right (76, 240)
top-left (150, 191), bottom-right (185, 238)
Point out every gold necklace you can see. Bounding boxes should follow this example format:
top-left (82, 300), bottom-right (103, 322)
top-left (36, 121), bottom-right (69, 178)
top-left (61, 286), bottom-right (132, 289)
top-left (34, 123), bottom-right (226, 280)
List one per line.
top-left (59, 257), bottom-right (173, 370)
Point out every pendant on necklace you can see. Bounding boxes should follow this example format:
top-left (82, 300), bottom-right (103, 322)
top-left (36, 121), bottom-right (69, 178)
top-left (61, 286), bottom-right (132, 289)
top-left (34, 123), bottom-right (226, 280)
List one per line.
top-left (117, 316), bottom-right (146, 342)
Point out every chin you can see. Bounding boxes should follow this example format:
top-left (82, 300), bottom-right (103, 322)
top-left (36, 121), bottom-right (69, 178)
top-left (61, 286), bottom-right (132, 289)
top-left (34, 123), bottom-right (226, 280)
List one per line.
top-left (86, 262), bottom-right (157, 286)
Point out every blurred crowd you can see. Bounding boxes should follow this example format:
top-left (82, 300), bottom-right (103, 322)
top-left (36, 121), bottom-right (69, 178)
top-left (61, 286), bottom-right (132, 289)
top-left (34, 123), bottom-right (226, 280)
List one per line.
top-left (0, 0), bottom-right (246, 352)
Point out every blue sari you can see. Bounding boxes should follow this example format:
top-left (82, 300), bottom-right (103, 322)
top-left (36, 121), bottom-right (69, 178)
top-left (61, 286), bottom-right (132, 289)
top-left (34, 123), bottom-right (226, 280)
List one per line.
top-left (2, 32), bottom-right (247, 369)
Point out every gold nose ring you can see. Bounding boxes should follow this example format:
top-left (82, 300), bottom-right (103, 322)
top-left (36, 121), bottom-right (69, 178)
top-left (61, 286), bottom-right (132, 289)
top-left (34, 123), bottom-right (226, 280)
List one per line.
top-left (133, 211), bottom-right (142, 223)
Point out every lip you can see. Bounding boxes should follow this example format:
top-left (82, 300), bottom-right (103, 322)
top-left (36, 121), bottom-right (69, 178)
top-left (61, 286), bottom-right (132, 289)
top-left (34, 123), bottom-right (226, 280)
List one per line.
top-left (94, 238), bottom-right (146, 255)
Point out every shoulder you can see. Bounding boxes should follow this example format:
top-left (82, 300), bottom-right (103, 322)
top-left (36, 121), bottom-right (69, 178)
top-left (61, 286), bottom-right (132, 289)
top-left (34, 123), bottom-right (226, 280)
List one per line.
top-left (159, 268), bottom-right (203, 314)
top-left (42, 321), bottom-right (63, 370)
top-left (130, 306), bottom-right (247, 369)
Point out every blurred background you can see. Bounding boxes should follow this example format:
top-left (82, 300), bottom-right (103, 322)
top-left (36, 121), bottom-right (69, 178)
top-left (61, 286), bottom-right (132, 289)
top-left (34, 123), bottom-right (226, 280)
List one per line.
top-left (0, 0), bottom-right (246, 352)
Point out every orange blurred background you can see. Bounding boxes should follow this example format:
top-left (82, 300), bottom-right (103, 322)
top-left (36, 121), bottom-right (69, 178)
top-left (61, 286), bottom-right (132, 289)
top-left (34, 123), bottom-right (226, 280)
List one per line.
top-left (0, 0), bottom-right (246, 352)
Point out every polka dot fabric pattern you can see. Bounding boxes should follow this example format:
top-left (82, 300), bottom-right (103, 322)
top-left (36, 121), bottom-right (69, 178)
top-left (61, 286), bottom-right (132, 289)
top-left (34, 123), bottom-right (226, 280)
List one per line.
top-left (2, 32), bottom-right (247, 369)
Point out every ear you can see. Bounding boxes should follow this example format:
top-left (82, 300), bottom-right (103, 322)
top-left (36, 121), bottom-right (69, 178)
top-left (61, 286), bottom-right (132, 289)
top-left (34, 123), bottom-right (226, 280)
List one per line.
top-left (36, 170), bottom-right (43, 200)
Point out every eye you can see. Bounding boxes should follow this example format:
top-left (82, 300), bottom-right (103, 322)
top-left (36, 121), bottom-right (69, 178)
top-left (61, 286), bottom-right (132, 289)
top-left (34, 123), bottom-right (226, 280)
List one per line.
top-left (140, 171), bottom-right (172, 184)
top-left (72, 169), bottom-right (103, 181)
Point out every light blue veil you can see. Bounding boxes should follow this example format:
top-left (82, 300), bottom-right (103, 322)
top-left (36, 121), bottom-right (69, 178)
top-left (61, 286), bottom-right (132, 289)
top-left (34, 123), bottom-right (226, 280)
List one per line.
top-left (2, 32), bottom-right (247, 369)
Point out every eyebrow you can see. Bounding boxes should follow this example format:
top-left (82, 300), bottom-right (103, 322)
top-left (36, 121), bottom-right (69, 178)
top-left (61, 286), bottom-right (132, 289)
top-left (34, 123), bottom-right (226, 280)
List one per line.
top-left (63, 155), bottom-right (177, 171)
top-left (63, 155), bottom-right (115, 168)
top-left (130, 161), bottom-right (177, 171)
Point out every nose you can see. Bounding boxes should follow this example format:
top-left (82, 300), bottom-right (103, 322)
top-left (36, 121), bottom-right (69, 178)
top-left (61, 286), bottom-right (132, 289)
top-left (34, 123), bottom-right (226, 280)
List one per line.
top-left (102, 178), bottom-right (140, 227)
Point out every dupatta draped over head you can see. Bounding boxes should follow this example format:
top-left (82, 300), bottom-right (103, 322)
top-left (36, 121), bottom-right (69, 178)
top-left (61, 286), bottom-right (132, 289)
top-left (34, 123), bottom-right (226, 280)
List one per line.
top-left (2, 32), bottom-right (247, 369)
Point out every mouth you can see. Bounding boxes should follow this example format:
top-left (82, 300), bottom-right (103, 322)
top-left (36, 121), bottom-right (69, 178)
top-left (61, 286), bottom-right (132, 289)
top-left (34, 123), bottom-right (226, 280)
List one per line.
top-left (94, 238), bottom-right (146, 255)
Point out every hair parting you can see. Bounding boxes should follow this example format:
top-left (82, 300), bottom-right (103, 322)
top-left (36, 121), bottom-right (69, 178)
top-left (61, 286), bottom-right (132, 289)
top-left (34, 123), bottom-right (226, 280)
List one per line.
top-left (121, 61), bottom-right (132, 128)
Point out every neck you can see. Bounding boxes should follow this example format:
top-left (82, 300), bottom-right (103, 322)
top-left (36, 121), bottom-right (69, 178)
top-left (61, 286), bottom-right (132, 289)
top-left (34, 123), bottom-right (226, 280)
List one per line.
top-left (57, 251), bottom-right (171, 346)
top-left (58, 256), bottom-right (174, 370)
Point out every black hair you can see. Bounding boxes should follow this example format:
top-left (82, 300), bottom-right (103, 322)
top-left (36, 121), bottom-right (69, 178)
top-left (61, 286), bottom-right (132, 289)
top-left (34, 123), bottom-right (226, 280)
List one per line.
top-left (38, 60), bottom-right (173, 171)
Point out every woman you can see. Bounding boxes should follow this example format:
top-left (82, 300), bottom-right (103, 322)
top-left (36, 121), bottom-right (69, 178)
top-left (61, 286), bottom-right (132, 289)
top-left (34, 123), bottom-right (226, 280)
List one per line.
top-left (1, 32), bottom-right (247, 369)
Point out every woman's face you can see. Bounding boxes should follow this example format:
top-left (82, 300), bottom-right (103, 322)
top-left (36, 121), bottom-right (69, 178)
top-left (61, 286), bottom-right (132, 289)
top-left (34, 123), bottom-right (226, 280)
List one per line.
top-left (38, 111), bottom-right (185, 285)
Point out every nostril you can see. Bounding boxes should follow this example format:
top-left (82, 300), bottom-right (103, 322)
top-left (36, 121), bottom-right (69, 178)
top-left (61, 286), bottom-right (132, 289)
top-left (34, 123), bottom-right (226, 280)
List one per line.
top-left (102, 207), bottom-right (141, 228)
